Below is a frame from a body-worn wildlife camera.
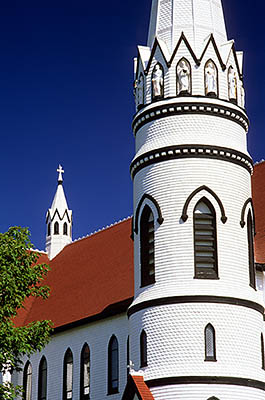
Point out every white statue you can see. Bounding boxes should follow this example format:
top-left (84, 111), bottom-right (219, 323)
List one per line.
top-left (228, 67), bottom-right (237, 100)
top-left (177, 59), bottom-right (191, 94)
top-left (240, 80), bottom-right (245, 108)
top-left (205, 61), bottom-right (217, 95)
top-left (138, 75), bottom-right (144, 105)
top-left (152, 64), bottom-right (164, 98)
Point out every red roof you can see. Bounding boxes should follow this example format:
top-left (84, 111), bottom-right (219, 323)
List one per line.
top-left (16, 218), bottom-right (134, 330)
top-left (252, 162), bottom-right (265, 263)
top-left (122, 375), bottom-right (154, 400)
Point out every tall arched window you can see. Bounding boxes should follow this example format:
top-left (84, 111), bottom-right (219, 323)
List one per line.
top-left (63, 222), bottom-right (68, 236)
top-left (127, 336), bottom-right (130, 377)
top-left (261, 334), bottom-right (265, 370)
top-left (140, 205), bottom-right (155, 287)
top-left (108, 335), bottom-right (119, 394)
top-left (38, 356), bottom-right (47, 400)
top-left (247, 210), bottom-right (256, 289)
top-left (194, 199), bottom-right (218, 279)
top-left (63, 348), bottom-right (73, 400)
top-left (140, 330), bottom-right (147, 368)
top-left (23, 361), bottom-right (32, 400)
top-left (54, 221), bottom-right (59, 235)
top-left (205, 324), bottom-right (216, 361)
top-left (80, 344), bottom-right (90, 400)
top-left (47, 223), bottom-right (51, 237)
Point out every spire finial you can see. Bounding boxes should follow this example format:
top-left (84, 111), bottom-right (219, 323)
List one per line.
top-left (57, 164), bottom-right (64, 184)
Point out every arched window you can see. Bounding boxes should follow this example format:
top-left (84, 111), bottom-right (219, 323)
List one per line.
top-left (47, 223), bottom-right (51, 237)
top-left (63, 222), bottom-right (68, 236)
top-left (140, 330), bottom-right (147, 368)
top-left (80, 344), bottom-right (90, 400)
top-left (261, 334), bottom-right (265, 370)
top-left (151, 63), bottom-right (164, 100)
top-left (108, 335), bottom-right (119, 394)
top-left (194, 199), bottom-right (218, 279)
top-left (54, 221), bottom-right (59, 235)
top-left (63, 348), bottom-right (73, 400)
top-left (207, 398), bottom-right (219, 400)
top-left (23, 361), bottom-right (32, 400)
top-left (205, 60), bottom-right (218, 97)
top-left (140, 205), bottom-right (155, 287)
top-left (247, 210), bottom-right (256, 289)
top-left (205, 324), bottom-right (216, 361)
top-left (176, 58), bottom-right (191, 95)
top-left (38, 356), bottom-right (47, 400)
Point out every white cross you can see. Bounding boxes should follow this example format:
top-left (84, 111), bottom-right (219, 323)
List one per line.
top-left (57, 164), bottom-right (64, 182)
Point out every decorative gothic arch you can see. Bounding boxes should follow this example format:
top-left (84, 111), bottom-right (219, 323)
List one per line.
top-left (240, 198), bottom-right (256, 233)
top-left (134, 193), bottom-right (164, 234)
top-left (176, 57), bottom-right (191, 95)
top-left (181, 185), bottom-right (227, 223)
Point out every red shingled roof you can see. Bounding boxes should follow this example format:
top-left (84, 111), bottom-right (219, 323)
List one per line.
top-left (16, 218), bottom-right (134, 330)
top-left (252, 162), bottom-right (265, 263)
top-left (122, 375), bottom-right (154, 400)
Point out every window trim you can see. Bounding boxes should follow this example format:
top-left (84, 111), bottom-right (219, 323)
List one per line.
top-left (38, 356), bottom-right (47, 400)
top-left (140, 205), bottom-right (156, 287)
top-left (108, 335), bottom-right (119, 395)
top-left (140, 330), bottom-right (148, 368)
top-left (54, 221), bottom-right (59, 235)
top-left (247, 210), bottom-right (256, 290)
top-left (63, 348), bottom-right (73, 400)
top-left (80, 343), bottom-right (90, 400)
top-left (261, 333), bottom-right (265, 370)
top-left (205, 323), bottom-right (217, 362)
top-left (193, 198), bottom-right (218, 280)
top-left (23, 361), bottom-right (32, 400)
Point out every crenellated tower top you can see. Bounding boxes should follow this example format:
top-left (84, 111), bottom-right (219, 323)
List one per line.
top-left (147, 0), bottom-right (227, 55)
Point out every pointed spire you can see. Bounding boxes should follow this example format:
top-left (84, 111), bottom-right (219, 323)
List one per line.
top-left (46, 165), bottom-right (72, 260)
top-left (147, 0), bottom-right (227, 54)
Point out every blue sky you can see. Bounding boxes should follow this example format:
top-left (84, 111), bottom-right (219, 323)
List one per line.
top-left (0, 0), bottom-right (264, 250)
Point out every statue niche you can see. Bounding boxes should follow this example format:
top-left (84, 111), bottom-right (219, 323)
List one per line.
top-left (134, 74), bottom-right (144, 108)
top-left (152, 64), bottom-right (164, 100)
top-left (177, 58), bottom-right (191, 95)
top-left (228, 66), bottom-right (237, 104)
top-left (205, 60), bottom-right (218, 97)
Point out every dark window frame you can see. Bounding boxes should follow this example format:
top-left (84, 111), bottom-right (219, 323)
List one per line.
top-left (23, 361), bottom-right (32, 400)
top-left (205, 323), bottom-right (217, 362)
top-left (80, 343), bottom-right (90, 400)
top-left (63, 222), bottom-right (68, 236)
top-left (140, 330), bottom-right (148, 368)
top-left (38, 356), bottom-right (47, 400)
top-left (63, 348), bottom-right (73, 400)
top-left (47, 223), bottom-right (51, 237)
top-left (261, 333), bottom-right (265, 370)
top-left (127, 336), bottom-right (130, 377)
top-left (140, 205), bottom-right (156, 287)
top-left (247, 210), bottom-right (256, 289)
top-left (193, 198), bottom-right (218, 280)
top-left (108, 335), bottom-right (119, 395)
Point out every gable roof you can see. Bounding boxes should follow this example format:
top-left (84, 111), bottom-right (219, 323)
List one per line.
top-left (122, 375), bottom-right (154, 400)
top-left (15, 218), bottom-right (134, 330)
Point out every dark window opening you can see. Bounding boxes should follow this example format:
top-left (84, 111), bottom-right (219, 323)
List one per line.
top-left (261, 334), bottom-right (265, 370)
top-left (108, 336), bottom-right (119, 395)
top-left (80, 344), bottom-right (90, 400)
top-left (63, 222), bottom-right (68, 236)
top-left (47, 223), bottom-right (51, 237)
top-left (23, 361), bottom-right (32, 400)
top-left (247, 211), bottom-right (256, 289)
top-left (63, 349), bottom-right (73, 400)
top-left (140, 330), bottom-right (147, 368)
top-left (54, 221), bottom-right (59, 235)
top-left (194, 199), bottom-right (218, 279)
top-left (205, 324), bottom-right (217, 362)
top-left (140, 205), bottom-right (155, 287)
top-left (38, 357), bottom-right (47, 400)
top-left (127, 336), bottom-right (130, 377)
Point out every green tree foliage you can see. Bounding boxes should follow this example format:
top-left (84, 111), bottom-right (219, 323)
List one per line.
top-left (0, 227), bottom-right (52, 399)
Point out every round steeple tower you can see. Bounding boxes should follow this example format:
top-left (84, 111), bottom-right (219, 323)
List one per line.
top-left (129, 0), bottom-right (265, 398)
top-left (45, 165), bottom-right (72, 260)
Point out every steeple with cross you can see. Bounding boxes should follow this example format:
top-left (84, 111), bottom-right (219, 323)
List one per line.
top-left (45, 165), bottom-right (72, 260)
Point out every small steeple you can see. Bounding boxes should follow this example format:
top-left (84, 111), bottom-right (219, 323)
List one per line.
top-left (45, 165), bottom-right (72, 260)
top-left (147, 0), bottom-right (227, 54)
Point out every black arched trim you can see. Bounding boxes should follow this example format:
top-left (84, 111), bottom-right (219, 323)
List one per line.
top-left (169, 32), bottom-right (199, 67)
top-left (200, 34), bottom-right (226, 71)
top-left (146, 376), bottom-right (265, 391)
top-left (240, 198), bottom-right (256, 233)
top-left (181, 186), bottom-right (227, 224)
top-left (134, 194), bottom-right (164, 234)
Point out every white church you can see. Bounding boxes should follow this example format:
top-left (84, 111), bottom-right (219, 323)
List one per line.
top-left (5, 0), bottom-right (265, 398)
